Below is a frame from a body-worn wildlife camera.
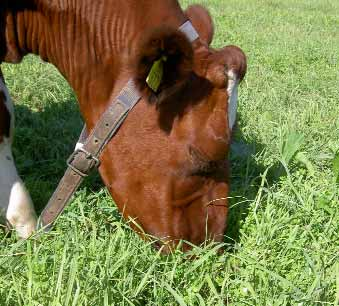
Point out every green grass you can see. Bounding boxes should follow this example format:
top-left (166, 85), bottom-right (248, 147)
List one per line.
top-left (1, 0), bottom-right (338, 305)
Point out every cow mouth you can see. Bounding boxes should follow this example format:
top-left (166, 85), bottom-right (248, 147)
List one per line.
top-left (188, 145), bottom-right (228, 178)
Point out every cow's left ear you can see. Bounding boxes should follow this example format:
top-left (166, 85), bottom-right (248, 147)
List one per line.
top-left (133, 26), bottom-right (193, 99)
top-left (185, 5), bottom-right (214, 46)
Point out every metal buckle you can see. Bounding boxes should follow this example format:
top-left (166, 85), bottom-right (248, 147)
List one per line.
top-left (67, 147), bottom-right (100, 177)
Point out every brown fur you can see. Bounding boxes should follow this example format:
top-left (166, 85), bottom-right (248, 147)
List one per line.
top-left (134, 26), bottom-right (193, 102)
top-left (0, 1), bottom-right (247, 251)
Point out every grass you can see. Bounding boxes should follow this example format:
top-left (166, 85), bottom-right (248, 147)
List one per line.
top-left (1, 0), bottom-right (338, 305)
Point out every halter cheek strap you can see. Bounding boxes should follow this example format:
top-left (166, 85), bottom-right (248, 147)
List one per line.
top-left (37, 21), bottom-right (200, 232)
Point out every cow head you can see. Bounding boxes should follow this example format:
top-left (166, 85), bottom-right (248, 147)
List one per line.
top-left (97, 5), bottom-right (247, 251)
top-left (1, 2), bottom-right (246, 250)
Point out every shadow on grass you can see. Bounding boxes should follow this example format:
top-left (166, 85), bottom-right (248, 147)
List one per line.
top-left (224, 114), bottom-right (284, 247)
top-left (13, 99), bottom-right (102, 214)
top-left (13, 100), bottom-right (283, 246)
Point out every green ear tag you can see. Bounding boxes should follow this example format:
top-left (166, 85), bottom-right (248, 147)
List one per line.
top-left (146, 57), bottom-right (165, 92)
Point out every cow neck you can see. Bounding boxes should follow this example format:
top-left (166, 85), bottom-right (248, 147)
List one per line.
top-left (37, 20), bottom-right (200, 232)
top-left (1, 1), bottom-right (190, 127)
top-left (3, 2), bottom-right (76, 79)
top-left (2, 1), bottom-right (125, 117)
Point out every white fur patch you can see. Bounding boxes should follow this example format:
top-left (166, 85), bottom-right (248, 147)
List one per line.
top-left (227, 70), bottom-right (239, 130)
top-left (0, 79), bottom-right (37, 238)
top-left (0, 140), bottom-right (37, 238)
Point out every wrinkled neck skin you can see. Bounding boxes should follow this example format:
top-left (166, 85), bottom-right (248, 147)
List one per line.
top-left (1, 0), bottom-right (186, 125)
top-left (1, 0), bottom-right (230, 251)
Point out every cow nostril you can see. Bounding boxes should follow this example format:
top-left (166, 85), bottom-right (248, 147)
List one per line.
top-left (152, 240), bottom-right (162, 250)
top-left (188, 145), bottom-right (227, 177)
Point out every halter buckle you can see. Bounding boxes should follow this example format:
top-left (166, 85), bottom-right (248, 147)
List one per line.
top-left (67, 147), bottom-right (100, 177)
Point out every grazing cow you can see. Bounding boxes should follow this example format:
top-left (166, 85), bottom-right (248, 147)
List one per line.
top-left (0, 1), bottom-right (246, 250)
top-left (0, 71), bottom-right (37, 238)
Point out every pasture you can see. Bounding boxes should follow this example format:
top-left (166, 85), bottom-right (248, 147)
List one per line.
top-left (1, 0), bottom-right (338, 305)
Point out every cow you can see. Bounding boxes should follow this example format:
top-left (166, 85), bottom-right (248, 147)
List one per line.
top-left (0, 71), bottom-right (37, 238)
top-left (0, 0), bottom-right (246, 251)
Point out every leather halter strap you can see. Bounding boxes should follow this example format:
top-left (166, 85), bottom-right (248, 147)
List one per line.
top-left (37, 21), bottom-right (200, 231)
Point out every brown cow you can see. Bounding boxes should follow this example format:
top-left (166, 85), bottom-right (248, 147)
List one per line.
top-left (0, 1), bottom-right (246, 250)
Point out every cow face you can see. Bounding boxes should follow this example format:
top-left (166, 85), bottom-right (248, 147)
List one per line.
top-left (95, 5), bottom-right (247, 251)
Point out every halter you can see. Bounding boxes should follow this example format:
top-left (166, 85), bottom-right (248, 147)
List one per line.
top-left (37, 21), bottom-right (200, 231)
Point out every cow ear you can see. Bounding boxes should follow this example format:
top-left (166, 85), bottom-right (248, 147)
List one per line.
top-left (134, 27), bottom-right (193, 99)
top-left (185, 5), bottom-right (214, 46)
